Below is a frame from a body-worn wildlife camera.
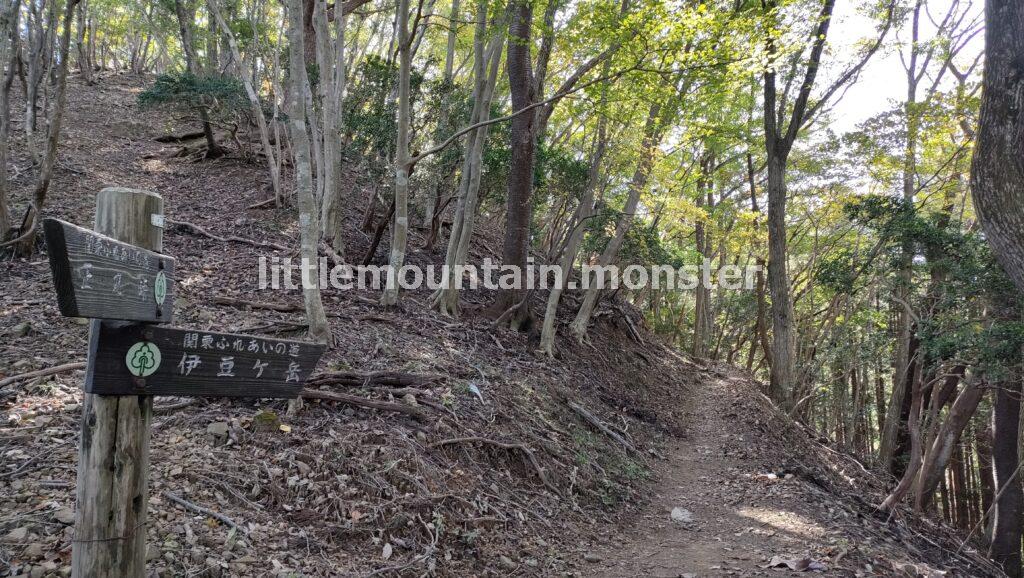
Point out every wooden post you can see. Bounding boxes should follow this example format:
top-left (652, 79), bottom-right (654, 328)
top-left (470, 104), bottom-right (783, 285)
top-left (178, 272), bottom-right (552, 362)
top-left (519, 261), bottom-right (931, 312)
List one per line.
top-left (72, 188), bottom-right (163, 578)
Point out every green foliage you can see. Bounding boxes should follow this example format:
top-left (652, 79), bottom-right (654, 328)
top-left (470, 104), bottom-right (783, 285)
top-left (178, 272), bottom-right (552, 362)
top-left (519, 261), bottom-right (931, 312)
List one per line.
top-left (344, 55), bottom-right (425, 167)
top-left (138, 72), bottom-right (248, 120)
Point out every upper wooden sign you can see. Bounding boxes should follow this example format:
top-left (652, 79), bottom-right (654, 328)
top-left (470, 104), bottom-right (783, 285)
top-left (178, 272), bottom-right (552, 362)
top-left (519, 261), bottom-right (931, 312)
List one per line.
top-left (43, 218), bottom-right (175, 323)
top-left (85, 321), bottom-right (327, 398)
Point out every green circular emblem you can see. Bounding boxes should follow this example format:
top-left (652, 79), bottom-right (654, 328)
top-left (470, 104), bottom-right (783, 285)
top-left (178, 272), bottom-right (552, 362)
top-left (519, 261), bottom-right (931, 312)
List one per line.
top-left (126, 342), bottom-right (161, 377)
top-left (154, 271), bottom-right (167, 305)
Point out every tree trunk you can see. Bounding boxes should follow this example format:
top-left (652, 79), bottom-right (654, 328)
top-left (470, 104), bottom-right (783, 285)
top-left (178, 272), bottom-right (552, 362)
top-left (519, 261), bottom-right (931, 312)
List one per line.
top-left (569, 102), bottom-right (662, 341)
top-left (14, 0), bottom-right (78, 256)
top-left (692, 152), bottom-right (714, 358)
top-left (764, 148), bottom-right (796, 405)
top-left (75, 0), bottom-right (91, 84)
top-left (488, 0), bottom-right (536, 330)
top-left (970, 0), bottom-right (1024, 293)
top-left (977, 425), bottom-right (995, 541)
top-left (207, 0), bottom-right (282, 204)
top-left (381, 0), bottom-right (411, 306)
top-left (0, 0), bottom-right (18, 241)
top-left (287, 0), bottom-right (332, 346)
top-left (173, 0), bottom-right (222, 158)
top-left (430, 7), bottom-right (502, 317)
top-left (989, 376), bottom-right (1023, 578)
top-left (538, 89), bottom-right (608, 355)
top-left (912, 377), bottom-right (983, 511)
top-left (320, 0), bottom-right (347, 254)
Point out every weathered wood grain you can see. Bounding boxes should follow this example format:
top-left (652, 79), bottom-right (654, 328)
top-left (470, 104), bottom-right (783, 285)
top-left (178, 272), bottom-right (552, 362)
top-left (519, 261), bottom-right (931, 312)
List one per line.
top-left (73, 187), bottom-right (163, 578)
top-left (85, 321), bottom-right (327, 398)
top-left (44, 217), bottom-right (175, 323)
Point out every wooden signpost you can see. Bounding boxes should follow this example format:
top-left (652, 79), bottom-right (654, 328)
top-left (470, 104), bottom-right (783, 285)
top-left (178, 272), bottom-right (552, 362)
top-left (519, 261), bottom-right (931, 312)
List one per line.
top-left (85, 322), bottom-right (324, 397)
top-left (44, 218), bottom-right (175, 322)
top-left (44, 188), bottom-right (326, 577)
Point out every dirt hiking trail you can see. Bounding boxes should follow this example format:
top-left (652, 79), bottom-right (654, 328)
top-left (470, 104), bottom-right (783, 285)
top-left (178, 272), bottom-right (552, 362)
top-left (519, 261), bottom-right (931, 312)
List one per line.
top-left (582, 369), bottom-right (995, 578)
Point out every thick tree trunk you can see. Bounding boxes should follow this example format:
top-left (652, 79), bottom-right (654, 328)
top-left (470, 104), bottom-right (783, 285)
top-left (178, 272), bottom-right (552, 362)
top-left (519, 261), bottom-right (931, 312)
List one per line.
top-left (488, 0), bottom-right (536, 330)
top-left (990, 377), bottom-right (1023, 578)
top-left (764, 149), bottom-right (796, 405)
top-left (970, 0), bottom-right (1024, 292)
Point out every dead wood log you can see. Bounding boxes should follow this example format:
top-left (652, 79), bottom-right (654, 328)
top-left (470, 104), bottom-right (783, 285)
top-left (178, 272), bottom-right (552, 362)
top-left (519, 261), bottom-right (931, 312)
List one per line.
top-left (154, 130), bottom-right (207, 143)
top-left (429, 436), bottom-right (560, 495)
top-left (168, 219), bottom-right (291, 252)
top-left (567, 400), bottom-right (638, 454)
top-left (162, 491), bottom-right (245, 534)
top-left (306, 370), bottom-right (444, 388)
top-left (213, 295), bottom-right (303, 312)
top-left (0, 362), bottom-right (86, 388)
top-left (300, 388), bottom-right (427, 421)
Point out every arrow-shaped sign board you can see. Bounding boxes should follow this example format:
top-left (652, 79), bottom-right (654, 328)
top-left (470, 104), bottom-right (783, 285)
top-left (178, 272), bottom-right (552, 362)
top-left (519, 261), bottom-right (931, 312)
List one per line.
top-left (44, 218), bottom-right (174, 323)
top-left (86, 321), bottom-right (327, 398)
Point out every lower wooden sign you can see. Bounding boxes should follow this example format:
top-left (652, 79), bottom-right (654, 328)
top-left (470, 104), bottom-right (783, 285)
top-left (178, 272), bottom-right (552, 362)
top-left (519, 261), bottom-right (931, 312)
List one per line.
top-left (85, 321), bottom-right (327, 397)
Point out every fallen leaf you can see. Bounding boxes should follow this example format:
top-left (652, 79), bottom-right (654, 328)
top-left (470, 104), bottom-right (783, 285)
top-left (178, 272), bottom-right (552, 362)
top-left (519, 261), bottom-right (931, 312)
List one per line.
top-left (763, 556), bottom-right (828, 572)
top-left (279, 424), bottom-right (292, 433)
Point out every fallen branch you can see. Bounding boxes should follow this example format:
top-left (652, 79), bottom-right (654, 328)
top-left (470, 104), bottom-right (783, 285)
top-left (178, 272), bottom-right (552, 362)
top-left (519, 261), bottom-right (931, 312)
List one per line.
top-left (246, 197), bottom-right (279, 210)
top-left (154, 399), bottom-right (200, 414)
top-left (168, 219), bottom-right (291, 252)
top-left (429, 436), bottom-right (559, 495)
top-left (213, 295), bottom-right (303, 313)
top-left (300, 388), bottom-right (427, 420)
top-left (162, 491), bottom-right (246, 534)
top-left (306, 370), bottom-right (444, 388)
top-left (319, 241), bottom-right (345, 268)
top-left (155, 130), bottom-right (207, 143)
top-left (567, 401), bottom-right (639, 454)
top-left (0, 362), bottom-right (86, 389)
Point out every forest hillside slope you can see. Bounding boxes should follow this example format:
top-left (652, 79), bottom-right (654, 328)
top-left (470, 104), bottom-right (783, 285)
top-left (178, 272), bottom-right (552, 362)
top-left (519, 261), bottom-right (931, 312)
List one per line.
top-left (0, 75), bottom-right (1001, 577)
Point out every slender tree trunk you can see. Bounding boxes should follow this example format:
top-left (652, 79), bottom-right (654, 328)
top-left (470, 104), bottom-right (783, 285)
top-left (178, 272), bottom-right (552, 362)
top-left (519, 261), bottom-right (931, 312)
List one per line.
top-left (381, 0), bottom-right (411, 306)
top-left (538, 98), bottom-right (608, 355)
top-left (287, 0), bottom-right (332, 346)
top-left (977, 424), bottom-right (995, 541)
top-left (569, 102), bottom-right (662, 341)
top-left (208, 0), bottom-right (282, 204)
top-left (75, 0), bottom-right (91, 84)
top-left (430, 9), bottom-right (502, 317)
top-left (320, 0), bottom-right (347, 254)
top-left (913, 377), bottom-right (983, 511)
top-left (173, 0), bottom-right (222, 158)
top-left (420, 0), bottom-right (460, 234)
top-left (0, 0), bottom-right (19, 241)
top-left (14, 0), bottom-right (79, 256)
top-left (879, 350), bottom-right (923, 511)
top-left (692, 152), bottom-right (714, 358)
